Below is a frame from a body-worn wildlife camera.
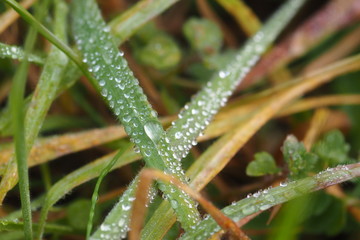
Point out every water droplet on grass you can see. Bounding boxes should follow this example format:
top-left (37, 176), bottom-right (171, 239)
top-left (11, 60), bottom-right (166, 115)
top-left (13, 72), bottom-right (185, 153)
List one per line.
top-left (144, 121), bottom-right (163, 143)
top-left (242, 205), bottom-right (256, 215)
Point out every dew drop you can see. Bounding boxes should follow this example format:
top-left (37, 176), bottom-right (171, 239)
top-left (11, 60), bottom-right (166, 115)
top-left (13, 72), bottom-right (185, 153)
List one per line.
top-left (259, 204), bottom-right (271, 211)
top-left (93, 65), bottom-right (100, 72)
top-left (100, 224), bottom-right (111, 231)
top-left (175, 132), bottom-right (183, 139)
top-left (123, 115), bottom-right (132, 122)
top-left (242, 205), bottom-right (256, 215)
top-left (171, 199), bottom-right (178, 209)
top-left (218, 70), bottom-right (229, 78)
top-left (265, 194), bottom-right (275, 203)
top-left (99, 80), bottom-right (106, 86)
top-left (101, 88), bottom-right (108, 97)
top-left (280, 182), bottom-right (288, 187)
top-left (118, 218), bottom-right (125, 227)
top-left (122, 204), bottom-right (131, 211)
top-left (144, 149), bottom-right (151, 157)
top-left (144, 121), bottom-right (163, 143)
top-left (134, 146), bottom-right (140, 153)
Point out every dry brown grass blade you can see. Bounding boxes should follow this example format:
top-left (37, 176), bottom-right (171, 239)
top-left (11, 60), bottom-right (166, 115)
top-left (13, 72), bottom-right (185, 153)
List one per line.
top-left (0, 126), bottom-right (126, 169)
top-left (0, 116), bottom-right (175, 172)
top-left (196, 0), bottom-right (237, 47)
top-left (209, 211), bottom-right (263, 240)
top-left (303, 108), bottom-right (331, 150)
top-left (303, 26), bottom-right (360, 74)
top-left (202, 94), bottom-right (360, 142)
top-left (188, 53), bottom-right (360, 191)
top-left (277, 94), bottom-right (360, 117)
top-left (97, 187), bottom-right (126, 203)
top-left (0, 0), bottom-right (36, 34)
top-left (215, 0), bottom-right (261, 36)
top-left (239, 0), bottom-right (360, 90)
top-left (130, 169), bottom-right (249, 240)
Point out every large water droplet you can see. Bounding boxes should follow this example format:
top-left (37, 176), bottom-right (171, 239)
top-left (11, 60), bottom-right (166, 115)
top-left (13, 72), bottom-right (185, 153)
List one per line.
top-left (218, 70), bottom-right (229, 78)
top-left (171, 199), bottom-right (178, 209)
top-left (144, 121), bottom-right (163, 143)
top-left (259, 204), bottom-right (271, 211)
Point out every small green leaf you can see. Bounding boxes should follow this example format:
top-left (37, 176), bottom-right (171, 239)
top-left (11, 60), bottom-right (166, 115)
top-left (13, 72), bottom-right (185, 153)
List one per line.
top-left (282, 135), bottom-right (319, 180)
top-left (246, 152), bottom-right (280, 176)
top-left (136, 34), bottom-right (181, 70)
top-left (183, 18), bottom-right (223, 57)
top-left (312, 130), bottom-right (352, 167)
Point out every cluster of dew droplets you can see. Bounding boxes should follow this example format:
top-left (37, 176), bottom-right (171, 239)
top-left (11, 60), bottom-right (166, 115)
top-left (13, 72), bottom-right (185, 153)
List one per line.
top-left (91, 177), bottom-right (158, 240)
top-left (180, 186), bottom-right (282, 240)
top-left (73, 0), bottom-right (168, 170)
top-left (165, 0), bottom-right (290, 166)
top-left (315, 164), bottom-right (351, 187)
top-left (0, 42), bottom-right (43, 64)
top-left (165, 30), bottom-right (267, 164)
top-left (90, 179), bottom-right (137, 240)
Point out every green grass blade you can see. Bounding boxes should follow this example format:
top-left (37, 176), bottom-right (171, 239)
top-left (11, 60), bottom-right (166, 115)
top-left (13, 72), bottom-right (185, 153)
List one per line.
top-left (72, 0), bottom-right (164, 171)
top-left (165, 0), bottom-right (306, 164)
top-left (90, 176), bottom-right (139, 240)
top-left (6, 0), bottom-right (49, 237)
top-left (72, 0), bottom-right (200, 231)
top-left (35, 149), bottom-right (140, 239)
top-left (8, 46), bottom-right (33, 240)
top-left (0, 0), bottom-right (69, 204)
top-left (90, 175), bottom-right (160, 240)
top-left (180, 164), bottom-right (360, 239)
top-left (109, 0), bottom-right (179, 44)
top-left (0, 42), bottom-right (44, 64)
top-left (0, 220), bottom-right (73, 235)
top-left (86, 143), bottom-right (132, 239)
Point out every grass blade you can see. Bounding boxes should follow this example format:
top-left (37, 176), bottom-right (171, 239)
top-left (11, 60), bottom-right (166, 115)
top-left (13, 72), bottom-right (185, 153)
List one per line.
top-left (8, 40), bottom-right (33, 240)
top-left (72, 0), bottom-right (200, 231)
top-left (109, 0), bottom-right (179, 44)
top-left (86, 143), bottom-right (132, 239)
top-left (90, 177), bottom-right (140, 240)
top-left (0, 42), bottom-right (44, 64)
top-left (6, 0), bottom-right (50, 237)
top-left (181, 163), bottom-right (360, 239)
top-left (0, 220), bottom-right (73, 234)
